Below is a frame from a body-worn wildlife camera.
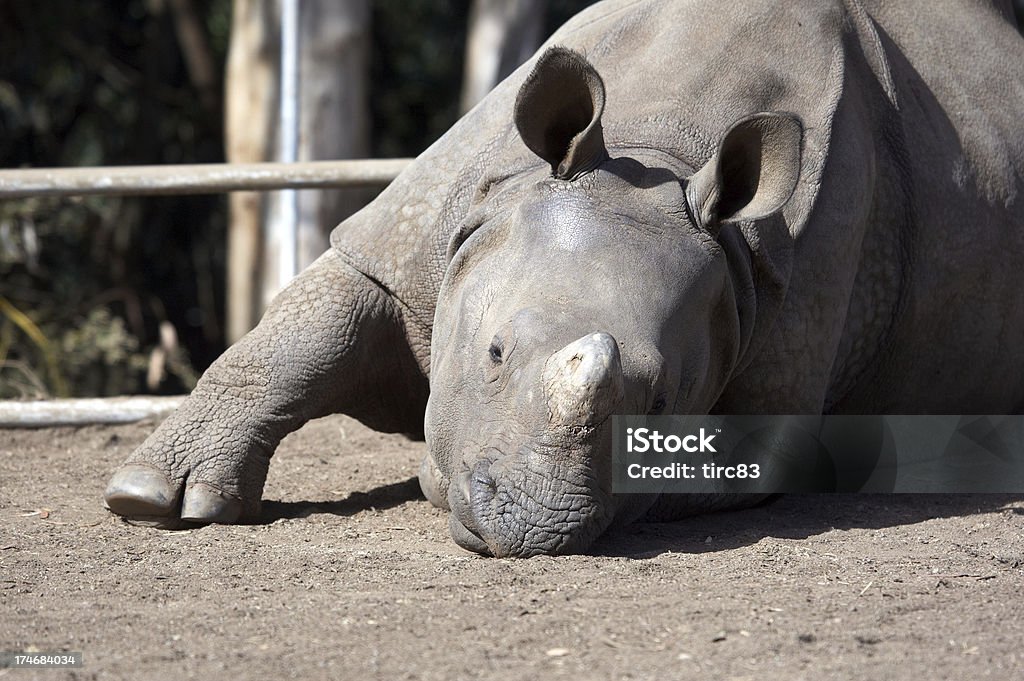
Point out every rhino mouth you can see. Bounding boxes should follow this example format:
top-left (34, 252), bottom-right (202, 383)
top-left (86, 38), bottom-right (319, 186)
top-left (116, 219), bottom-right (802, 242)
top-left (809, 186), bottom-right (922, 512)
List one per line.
top-left (446, 443), bottom-right (614, 558)
top-left (448, 469), bottom-right (494, 556)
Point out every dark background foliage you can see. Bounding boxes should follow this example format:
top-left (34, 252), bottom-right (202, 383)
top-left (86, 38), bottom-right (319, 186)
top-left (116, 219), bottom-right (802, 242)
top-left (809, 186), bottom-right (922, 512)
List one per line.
top-left (0, 0), bottom-right (233, 397)
top-left (1, 1), bottom-right (1018, 398)
top-left (0, 0), bottom-right (596, 398)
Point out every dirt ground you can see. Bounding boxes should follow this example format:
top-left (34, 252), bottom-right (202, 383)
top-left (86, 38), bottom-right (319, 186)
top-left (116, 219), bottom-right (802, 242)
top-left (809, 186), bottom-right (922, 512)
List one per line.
top-left (1, 414), bottom-right (1022, 680)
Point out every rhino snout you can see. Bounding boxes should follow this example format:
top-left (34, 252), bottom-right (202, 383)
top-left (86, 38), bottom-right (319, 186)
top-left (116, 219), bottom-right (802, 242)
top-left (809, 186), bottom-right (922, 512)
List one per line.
top-left (543, 331), bottom-right (624, 427)
top-left (447, 451), bottom-right (612, 558)
top-left (439, 332), bottom-right (625, 557)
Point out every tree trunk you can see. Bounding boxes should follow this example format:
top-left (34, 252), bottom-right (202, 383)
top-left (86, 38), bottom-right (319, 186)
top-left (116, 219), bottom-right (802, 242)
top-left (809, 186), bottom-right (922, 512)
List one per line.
top-left (293, 0), bottom-right (372, 271)
top-left (225, 0), bottom-right (371, 343)
top-left (460, 0), bottom-right (546, 114)
top-left (225, 0), bottom-right (278, 343)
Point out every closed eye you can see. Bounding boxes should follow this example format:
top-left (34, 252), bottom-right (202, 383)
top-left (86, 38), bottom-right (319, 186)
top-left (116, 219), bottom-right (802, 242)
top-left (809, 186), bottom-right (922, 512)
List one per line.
top-left (488, 337), bottom-right (504, 364)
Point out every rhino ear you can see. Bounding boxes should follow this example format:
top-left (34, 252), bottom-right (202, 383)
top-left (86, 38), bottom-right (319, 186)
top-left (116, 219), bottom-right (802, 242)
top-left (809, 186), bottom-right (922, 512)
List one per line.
top-left (685, 112), bottom-right (803, 234)
top-left (514, 47), bottom-right (609, 180)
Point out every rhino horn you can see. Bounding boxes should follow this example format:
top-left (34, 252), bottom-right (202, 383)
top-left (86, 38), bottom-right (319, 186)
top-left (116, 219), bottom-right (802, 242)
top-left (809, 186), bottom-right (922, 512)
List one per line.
top-left (544, 332), bottom-right (624, 427)
top-left (514, 47), bottom-right (609, 180)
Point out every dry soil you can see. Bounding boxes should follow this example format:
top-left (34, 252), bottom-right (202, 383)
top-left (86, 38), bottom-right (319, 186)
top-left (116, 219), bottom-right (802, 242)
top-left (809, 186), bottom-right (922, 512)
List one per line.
top-left (1, 415), bottom-right (1022, 680)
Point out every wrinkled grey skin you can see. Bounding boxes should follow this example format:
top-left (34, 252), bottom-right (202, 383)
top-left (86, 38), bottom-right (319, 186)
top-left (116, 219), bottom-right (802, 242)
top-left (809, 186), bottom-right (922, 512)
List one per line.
top-left (106, 0), bottom-right (1024, 557)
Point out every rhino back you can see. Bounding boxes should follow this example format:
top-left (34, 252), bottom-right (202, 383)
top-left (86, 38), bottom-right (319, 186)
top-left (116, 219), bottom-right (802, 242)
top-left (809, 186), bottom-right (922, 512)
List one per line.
top-left (331, 0), bottom-right (1024, 410)
top-left (826, 0), bottom-right (1024, 412)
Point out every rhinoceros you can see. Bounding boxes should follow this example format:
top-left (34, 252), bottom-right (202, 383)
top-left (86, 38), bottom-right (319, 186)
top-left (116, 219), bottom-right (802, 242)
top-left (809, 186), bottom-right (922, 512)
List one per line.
top-left (105, 0), bottom-right (1024, 556)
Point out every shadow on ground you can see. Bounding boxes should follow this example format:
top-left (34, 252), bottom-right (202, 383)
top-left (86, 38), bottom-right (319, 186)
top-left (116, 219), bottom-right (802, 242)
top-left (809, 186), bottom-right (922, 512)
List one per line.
top-left (258, 476), bottom-right (426, 521)
top-left (258, 470), bottom-right (1023, 560)
top-left (595, 493), bottom-right (1024, 558)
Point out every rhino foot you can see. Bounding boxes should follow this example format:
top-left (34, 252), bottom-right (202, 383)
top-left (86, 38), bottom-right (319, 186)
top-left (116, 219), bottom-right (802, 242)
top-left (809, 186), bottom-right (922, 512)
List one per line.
top-left (105, 463), bottom-right (246, 527)
top-left (103, 388), bottom-right (274, 527)
top-left (104, 442), bottom-right (265, 528)
top-left (105, 249), bottom-right (431, 529)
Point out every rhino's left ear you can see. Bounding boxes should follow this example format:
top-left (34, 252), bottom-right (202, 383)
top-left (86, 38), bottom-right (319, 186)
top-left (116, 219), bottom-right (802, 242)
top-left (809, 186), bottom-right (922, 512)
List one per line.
top-left (514, 47), bottom-right (609, 180)
top-left (685, 112), bottom-right (803, 234)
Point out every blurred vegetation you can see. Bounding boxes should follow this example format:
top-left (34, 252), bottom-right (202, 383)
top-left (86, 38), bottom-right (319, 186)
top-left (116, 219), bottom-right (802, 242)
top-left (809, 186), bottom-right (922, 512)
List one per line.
top-left (371, 1), bottom-right (471, 159)
top-left (0, 0), bottom-right (597, 398)
top-left (0, 0), bottom-right (231, 398)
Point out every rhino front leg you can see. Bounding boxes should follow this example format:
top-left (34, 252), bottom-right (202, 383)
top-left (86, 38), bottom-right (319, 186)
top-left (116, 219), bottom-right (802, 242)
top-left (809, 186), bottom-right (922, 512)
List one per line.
top-left (104, 248), bottom-right (429, 525)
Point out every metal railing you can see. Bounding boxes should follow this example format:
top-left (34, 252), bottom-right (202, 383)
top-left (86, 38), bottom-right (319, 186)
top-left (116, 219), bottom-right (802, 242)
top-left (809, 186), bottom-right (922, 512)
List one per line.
top-left (0, 157), bottom-right (414, 425)
top-left (0, 396), bottom-right (185, 427)
top-left (0, 158), bottom-right (413, 198)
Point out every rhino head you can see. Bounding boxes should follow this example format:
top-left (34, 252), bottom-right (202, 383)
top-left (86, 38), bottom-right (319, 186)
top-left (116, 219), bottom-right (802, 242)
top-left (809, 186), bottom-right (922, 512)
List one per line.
top-left (420, 48), bottom-right (803, 557)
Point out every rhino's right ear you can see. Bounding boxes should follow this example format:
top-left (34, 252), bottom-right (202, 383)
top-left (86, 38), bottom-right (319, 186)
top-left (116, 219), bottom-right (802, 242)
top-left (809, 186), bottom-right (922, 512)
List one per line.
top-left (514, 47), bottom-right (609, 180)
top-left (685, 112), bottom-right (803, 234)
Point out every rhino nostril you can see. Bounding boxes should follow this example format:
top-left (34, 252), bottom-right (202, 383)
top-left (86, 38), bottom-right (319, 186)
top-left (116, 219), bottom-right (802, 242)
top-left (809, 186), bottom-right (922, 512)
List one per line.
top-left (461, 461), bottom-right (499, 504)
top-left (448, 469), bottom-right (494, 556)
top-left (474, 460), bottom-right (501, 498)
top-left (452, 462), bottom-right (500, 524)
top-left (458, 469), bottom-right (474, 506)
